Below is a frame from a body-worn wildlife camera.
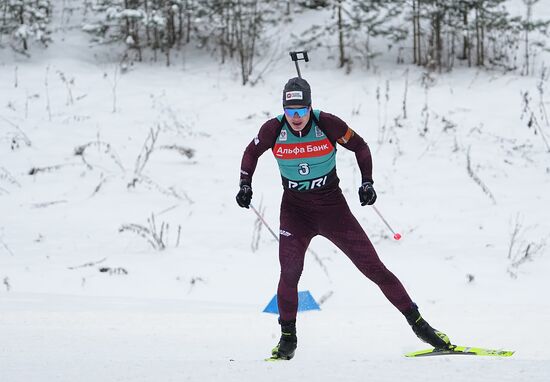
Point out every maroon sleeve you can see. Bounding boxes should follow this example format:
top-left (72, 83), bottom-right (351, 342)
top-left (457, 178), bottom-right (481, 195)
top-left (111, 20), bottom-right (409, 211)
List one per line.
top-left (239, 118), bottom-right (281, 186)
top-left (318, 111), bottom-right (374, 184)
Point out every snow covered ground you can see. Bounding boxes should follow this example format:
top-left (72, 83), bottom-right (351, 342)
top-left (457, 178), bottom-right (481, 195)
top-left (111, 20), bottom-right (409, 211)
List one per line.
top-left (1, 1), bottom-right (550, 381)
top-left (2, 293), bottom-right (549, 382)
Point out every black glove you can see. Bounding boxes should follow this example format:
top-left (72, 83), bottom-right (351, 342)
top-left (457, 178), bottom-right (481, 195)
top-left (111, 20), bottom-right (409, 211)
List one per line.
top-left (358, 181), bottom-right (377, 206)
top-left (236, 182), bottom-right (253, 208)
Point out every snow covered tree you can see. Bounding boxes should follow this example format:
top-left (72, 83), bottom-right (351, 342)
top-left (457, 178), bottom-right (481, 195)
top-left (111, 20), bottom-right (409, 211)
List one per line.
top-left (347, 0), bottom-right (408, 69)
top-left (83, 0), bottom-right (196, 65)
top-left (520, 0), bottom-right (550, 75)
top-left (79, 0), bottom-right (549, 77)
top-left (407, 0), bottom-right (548, 74)
top-left (408, 0), bottom-right (465, 71)
top-left (83, 0), bottom-right (285, 81)
top-left (0, 0), bottom-right (53, 53)
top-left (193, 0), bottom-right (284, 84)
top-left (296, 0), bottom-right (407, 71)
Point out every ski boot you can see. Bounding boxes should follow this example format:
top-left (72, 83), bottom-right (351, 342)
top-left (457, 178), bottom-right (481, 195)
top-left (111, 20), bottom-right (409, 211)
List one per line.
top-left (406, 308), bottom-right (451, 349)
top-left (270, 319), bottom-right (297, 360)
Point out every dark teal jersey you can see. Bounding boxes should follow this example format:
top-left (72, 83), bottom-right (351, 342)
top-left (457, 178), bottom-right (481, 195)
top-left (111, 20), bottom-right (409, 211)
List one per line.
top-left (272, 110), bottom-right (336, 191)
top-left (239, 110), bottom-right (374, 192)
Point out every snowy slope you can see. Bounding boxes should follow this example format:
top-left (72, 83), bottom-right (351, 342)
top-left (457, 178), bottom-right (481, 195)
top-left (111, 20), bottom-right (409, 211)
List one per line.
top-left (1, 1), bottom-right (550, 381)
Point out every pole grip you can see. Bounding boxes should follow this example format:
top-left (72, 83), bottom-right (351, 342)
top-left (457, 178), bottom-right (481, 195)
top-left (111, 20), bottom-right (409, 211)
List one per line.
top-left (289, 51), bottom-right (309, 62)
top-left (289, 51), bottom-right (309, 78)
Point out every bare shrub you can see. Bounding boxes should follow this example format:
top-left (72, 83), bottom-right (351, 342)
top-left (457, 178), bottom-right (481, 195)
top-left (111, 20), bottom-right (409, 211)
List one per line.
top-left (99, 267), bottom-right (128, 275)
top-left (466, 146), bottom-right (496, 204)
top-left (159, 144), bottom-right (195, 159)
top-left (0, 116), bottom-right (32, 148)
top-left (119, 213), bottom-right (181, 251)
top-left (28, 164), bottom-right (78, 176)
top-left (68, 258), bottom-right (107, 270)
top-left (57, 70), bottom-right (75, 106)
top-left (0, 167), bottom-right (21, 192)
top-left (521, 90), bottom-right (550, 152)
top-left (507, 214), bottom-right (547, 278)
top-left (74, 141), bottom-right (125, 172)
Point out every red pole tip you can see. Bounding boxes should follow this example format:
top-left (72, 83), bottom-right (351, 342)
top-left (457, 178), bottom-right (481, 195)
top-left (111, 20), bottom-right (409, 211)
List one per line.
top-left (394, 233), bottom-right (402, 240)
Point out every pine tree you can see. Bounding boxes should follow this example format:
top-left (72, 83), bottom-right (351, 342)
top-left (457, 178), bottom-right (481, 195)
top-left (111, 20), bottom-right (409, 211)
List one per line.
top-left (0, 0), bottom-right (53, 53)
top-left (348, 0), bottom-right (408, 70)
top-left (406, 0), bottom-right (546, 73)
top-left (520, 0), bottom-right (550, 75)
top-left (79, 0), bottom-right (550, 78)
top-left (83, 0), bottom-right (284, 81)
top-left (296, 0), bottom-right (407, 71)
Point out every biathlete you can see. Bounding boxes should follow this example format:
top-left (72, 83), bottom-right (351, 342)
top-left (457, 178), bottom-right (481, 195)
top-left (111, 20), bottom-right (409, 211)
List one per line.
top-left (236, 77), bottom-right (451, 360)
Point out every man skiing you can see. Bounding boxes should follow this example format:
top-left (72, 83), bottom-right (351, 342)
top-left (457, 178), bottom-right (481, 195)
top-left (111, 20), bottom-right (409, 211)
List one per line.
top-left (236, 77), bottom-right (451, 360)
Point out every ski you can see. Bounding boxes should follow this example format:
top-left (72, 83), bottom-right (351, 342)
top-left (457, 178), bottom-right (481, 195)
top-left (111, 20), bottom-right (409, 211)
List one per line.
top-left (264, 356), bottom-right (289, 362)
top-left (405, 345), bottom-right (514, 358)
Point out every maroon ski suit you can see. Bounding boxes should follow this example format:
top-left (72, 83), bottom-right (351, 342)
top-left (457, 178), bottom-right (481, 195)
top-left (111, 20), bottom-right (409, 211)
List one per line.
top-left (239, 111), bottom-right (414, 321)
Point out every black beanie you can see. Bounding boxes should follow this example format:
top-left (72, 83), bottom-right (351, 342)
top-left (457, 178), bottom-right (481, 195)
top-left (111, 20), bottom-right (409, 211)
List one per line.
top-left (282, 77), bottom-right (311, 106)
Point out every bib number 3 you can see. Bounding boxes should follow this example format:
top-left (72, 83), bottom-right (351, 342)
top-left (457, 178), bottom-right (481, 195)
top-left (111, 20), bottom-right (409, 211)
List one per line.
top-left (298, 163), bottom-right (310, 176)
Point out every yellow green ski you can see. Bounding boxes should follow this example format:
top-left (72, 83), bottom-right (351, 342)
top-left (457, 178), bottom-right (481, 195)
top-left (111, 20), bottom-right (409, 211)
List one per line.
top-left (265, 344), bottom-right (295, 361)
top-left (405, 345), bottom-right (514, 358)
top-left (265, 356), bottom-right (290, 362)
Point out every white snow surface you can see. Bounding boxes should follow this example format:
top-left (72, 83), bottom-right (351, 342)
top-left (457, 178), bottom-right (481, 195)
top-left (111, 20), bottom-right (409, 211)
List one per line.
top-left (1, 1), bottom-right (550, 381)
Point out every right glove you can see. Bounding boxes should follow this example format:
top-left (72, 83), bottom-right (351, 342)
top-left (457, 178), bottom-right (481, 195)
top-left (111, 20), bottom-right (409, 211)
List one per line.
top-left (358, 181), bottom-right (377, 206)
top-left (236, 182), bottom-right (253, 209)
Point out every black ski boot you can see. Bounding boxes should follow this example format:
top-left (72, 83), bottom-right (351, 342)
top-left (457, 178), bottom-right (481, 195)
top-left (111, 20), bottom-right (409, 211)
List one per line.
top-left (271, 319), bottom-right (297, 360)
top-left (405, 308), bottom-right (451, 349)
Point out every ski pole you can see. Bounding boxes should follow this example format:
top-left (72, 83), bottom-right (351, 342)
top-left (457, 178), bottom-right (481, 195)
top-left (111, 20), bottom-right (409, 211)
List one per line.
top-left (289, 51), bottom-right (309, 79)
top-left (371, 205), bottom-right (402, 241)
top-left (250, 203), bottom-right (280, 242)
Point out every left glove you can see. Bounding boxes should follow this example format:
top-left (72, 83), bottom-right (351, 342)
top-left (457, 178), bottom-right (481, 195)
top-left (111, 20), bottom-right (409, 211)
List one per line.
top-left (236, 182), bottom-right (253, 209)
top-left (358, 181), bottom-right (377, 206)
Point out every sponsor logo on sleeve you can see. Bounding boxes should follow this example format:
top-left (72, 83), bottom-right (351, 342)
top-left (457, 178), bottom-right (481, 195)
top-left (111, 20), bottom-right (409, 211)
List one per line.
top-left (337, 128), bottom-right (355, 144)
top-left (254, 135), bottom-right (260, 145)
